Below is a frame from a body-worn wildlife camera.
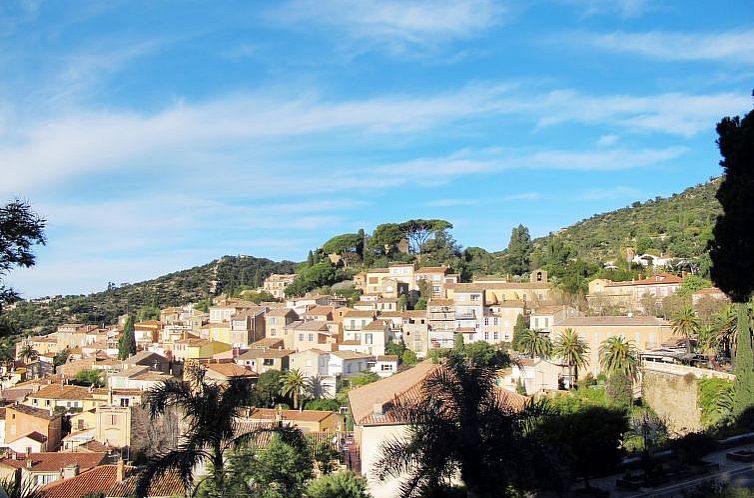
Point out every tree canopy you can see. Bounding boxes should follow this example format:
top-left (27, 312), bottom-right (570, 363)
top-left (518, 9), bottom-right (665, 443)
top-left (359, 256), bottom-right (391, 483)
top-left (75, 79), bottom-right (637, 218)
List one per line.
top-left (0, 200), bottom-right (46, 314)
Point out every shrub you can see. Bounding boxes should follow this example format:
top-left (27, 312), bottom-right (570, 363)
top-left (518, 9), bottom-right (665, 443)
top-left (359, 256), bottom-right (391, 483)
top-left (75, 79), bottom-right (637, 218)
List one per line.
top-left (672, 432), bottom-right (718, 464)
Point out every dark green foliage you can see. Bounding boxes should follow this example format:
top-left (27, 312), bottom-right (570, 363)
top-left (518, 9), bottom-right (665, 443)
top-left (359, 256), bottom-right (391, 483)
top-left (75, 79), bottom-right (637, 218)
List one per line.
top-left (385, 338), bottom-right (407, 358)
top-left (71, 369), bottom-right (105, 388)
top-left (504, 224), bottom-right (533, 276)
top-left (530, 406), bottom-right (628, 486)
top-left (252, 370), bottom-right (286, 407)
top-left (118, 316), bottom-right (136, 360)
top-left (369, 223), bottom-right (404, 258)
top-left (322, 233), bottom-right (363, 258)
top-left (0, 476), bottom-right (46, 498)
top-left (710, 105), bottom-right (754, 303)
top-left (3, 255), bottom-right (296, 335)
top-left (312, 439), bottom-right (341, 475)
top-left (462, 341), bottom-right (510, 369)
top-left (0, 199), bottom-right (46, 314)
top-left (734, 303), bottom-right (754, 417)
top-left (606, 373), bottom-right (633, 409)
top-left (136, 305), bottom-right (160, 322)
top-left (306, 471), bottom-right (371, 498)
top-left (398, 219), bottom-right (453, 254)
top-left (698, 377), bottom-right (734, 428)
top-left (402, 349), bottom-right (418, 366)
top-left (671, 432), bottom-right (717, 464)
top-left (512, 315), bottom-right (527, 352)
top-left (285, 262), bottom-right (347, 298)
top-left (304, 398), bottom-right (341, 411)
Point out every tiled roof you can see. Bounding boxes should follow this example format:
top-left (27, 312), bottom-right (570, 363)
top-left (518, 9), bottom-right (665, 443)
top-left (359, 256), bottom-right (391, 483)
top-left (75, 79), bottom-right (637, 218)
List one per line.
top-left (604, 272), bottom-right (683, 287)
top-left (343, 309), bottom-right (375, 318)
top-left (24, 431), bottom-right (48, 443)
top-left (304, 306), bottom-right (334, 316)
top-left (330, 351), bottom-right (372, 361)
top-left (266, 307), bottom-right (298, 317)
top-left (295, 320), bottom-right (331, 332)
top-left (248, 338), bottom-right (286, 349)
top-left (248, 408), bottom-right (337, 423)
top-left (40, 464), bottom-right (185, 498)
top-left (376, 355), bottom-right (399, 362)
top-left (30, 384), bottom-right (95, 400)
top-left (205, 363), bottom-right (258, 378)
top-left (0, 452), bottom-right (105, 473)
top-left (558, 316), bottom-right (668, 327)
top-left (416, 266), bottom-right (448, 273)
top-left (363, 320), bottom-right (389, 331)
top-left (7, 403), bottom-right (60, 420)
top-left (240, 348), bottom-right (294, 359)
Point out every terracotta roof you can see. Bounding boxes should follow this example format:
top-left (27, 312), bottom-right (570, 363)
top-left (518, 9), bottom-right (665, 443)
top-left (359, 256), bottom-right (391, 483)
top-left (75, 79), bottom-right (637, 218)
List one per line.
top-left (531, 305), bottom-right (566, 315)
top-left (304, 306), bottom-right (334, 316)
top-left (30, 384), bottom-right (95, 400)
top-left (428, 299), bottom-right (454, 306)
top-left (1, 452), bottom-right (105, 473)
top-left (266, 307), bottom-right (298, 317)
top-left (417, 266), bottom-right (448, 273)
top-left (40, 464), bottom-right (185, 498)
top-left (24, 431), bottom-right (48, 443)
top-left (558, 316), bottom-right (668, 327)
top-left (249, 338), bottom-right (286, 349)
top-left (604, 272), bottom-right (683, 287)
top-left (205, 363), bottom-right (258, 378)
top-left (330, 351), bottom-right (372, 360)
top-left (7, 403), bottom-right (60, 421)
top-left (238, 348), bottom-right (294, 360)
top-left (448, 282), bottom-right (551, 291)
top-left (343, 309), bottom-right (375, 318)
top-left (363, 320), bottom-right (389, 331)
top-left (366, 268), bottom-right (389, 273)
top-left (78, 440), bottom-right (109, 452)
top-left (248, 408), bottom-right (336, 423)
top-left (294, 320), bottom-right (331, 332)
top-left (376, 355), bottom-right (399, 362)
top-left (0, 388), bottom-right (33, 403)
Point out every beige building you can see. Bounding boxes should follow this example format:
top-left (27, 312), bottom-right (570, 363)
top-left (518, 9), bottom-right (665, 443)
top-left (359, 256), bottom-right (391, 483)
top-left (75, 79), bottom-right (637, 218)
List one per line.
top-left (587, 272), bottom-right (684, 314)
top-left (552, 316), bottom-right (674, 377)
top-left (263, 273), bottom-right (297, 299)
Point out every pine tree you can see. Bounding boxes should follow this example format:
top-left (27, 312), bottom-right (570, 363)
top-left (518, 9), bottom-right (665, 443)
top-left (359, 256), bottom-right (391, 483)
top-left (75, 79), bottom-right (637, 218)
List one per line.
top-left (307, 250), bottom-right (315, 267)
top-left (253, 268), bottom-right (262, 288)
top-left (505, 224), bottom-right (533, 276)
top-left (118, 316), bottom-right (136, 360)
top-left (709, 101), bottom-right (754, 416)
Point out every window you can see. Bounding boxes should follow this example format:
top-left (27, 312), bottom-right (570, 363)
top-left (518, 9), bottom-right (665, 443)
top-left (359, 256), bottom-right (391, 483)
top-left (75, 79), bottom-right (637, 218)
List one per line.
top-left (494, 332), bottom-right (500, 340)
top-left (308, 334), bottom-right (314, 342)
top-left (365, 333), bottom-right (373, 345)
top-left (484, 317), bottom-right (489, 326)
top-left (263, 359), bottom-right (274, 366)
top-left (494, 318), bottom-right (499, 325)
top-left (120, 398), bottom-right (129, 407)
top-left (361, 320), bottom-right (367, 327)
top-left (354, 333), bottom-right (361, 342)
top-left (298, 334), bottom-right (304, 342)
top-left (270, 329), bottom-right (276, 337)
top-left (45, 400), bottom-right (50, 406)
top-left (470, 294), bottom-right (480, 302)
top-left (77, 419), bottom-right (85, 430)
top-left (484, 332), bottom-right (489, 340)
top-left (381, 364), bottom-right (393, 371)
top-left (110, 415), bottom-right (119, 425)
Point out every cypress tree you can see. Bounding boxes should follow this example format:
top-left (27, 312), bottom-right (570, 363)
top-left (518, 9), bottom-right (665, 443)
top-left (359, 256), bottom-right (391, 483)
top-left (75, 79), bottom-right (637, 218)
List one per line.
top-left (709, 100), bottom-right (754, 416)
top-left (118, 315), bottom-right (136, 360)
top-left (307, 250), bottom-right (315, 267)
top-left (253, 268), bottom-right (262, 288)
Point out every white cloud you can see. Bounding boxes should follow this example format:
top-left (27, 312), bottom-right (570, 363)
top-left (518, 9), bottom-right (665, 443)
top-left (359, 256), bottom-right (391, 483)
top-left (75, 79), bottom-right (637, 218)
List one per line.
top-left (271, 0), bottom-right (503, 54)
top-left (585, 29), bottom-right (754, 64)
top-left (597, 134), bottom-right (619, 146)
top-left (557, 0), bottom-right (652, 18)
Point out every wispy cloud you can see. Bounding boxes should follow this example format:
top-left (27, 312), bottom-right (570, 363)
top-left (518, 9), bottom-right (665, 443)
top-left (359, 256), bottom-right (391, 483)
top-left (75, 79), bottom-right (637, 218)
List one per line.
top-left (270, 0), bottom-right (504, 55)
top-left (582, 29), bottom-right (754, 64)
top-left (425, 198), bottom-right (480, 207)
top-left (556, 0), bottom-right (653, 18)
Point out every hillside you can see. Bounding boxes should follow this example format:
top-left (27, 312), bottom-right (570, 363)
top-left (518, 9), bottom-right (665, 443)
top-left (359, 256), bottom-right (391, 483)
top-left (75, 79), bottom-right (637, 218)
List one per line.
top-left (2, 255), bottom-right (297, 335)
top-left (533, 179), bottom-right (721, 265)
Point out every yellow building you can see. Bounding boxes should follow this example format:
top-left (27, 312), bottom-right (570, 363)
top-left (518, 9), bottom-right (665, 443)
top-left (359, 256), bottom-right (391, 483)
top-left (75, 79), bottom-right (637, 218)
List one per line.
top-left (171, 338), bottom-right (232, 361)
top-left (245, 408), bottom-right (344, 433)
top-left (25, 385), bottom-right (106, 413)
top-left (552, 315), bottom-right (674, 378)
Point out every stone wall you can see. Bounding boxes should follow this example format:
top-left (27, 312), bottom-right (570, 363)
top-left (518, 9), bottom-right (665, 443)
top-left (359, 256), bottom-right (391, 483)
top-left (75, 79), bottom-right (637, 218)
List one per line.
top-left (642, 369), bottom-right (701, 433)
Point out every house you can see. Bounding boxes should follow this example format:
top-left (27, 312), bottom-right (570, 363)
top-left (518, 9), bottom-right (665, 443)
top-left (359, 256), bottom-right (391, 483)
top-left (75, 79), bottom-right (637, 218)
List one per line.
top-left (244, 408), bottom-right (344, 433)
top-left (263, 273), bottom-right (297, 299)
top-left (552, 316), bottom-right (674, 377)
top-left (427, 299), bottom-right (455, 349)
top-left (349, 361), bottom-right (527, 498)
top-left (372, 355), bottom-right (399, 378)
top-left (234, 349), bottom-right (293, 374)
top-left (264, 308), bottom-right (298, 341)
top-left (587, 272), bottom-right (684, 314)
top-left (415, 266), bottom-right (459, 298)
top-left (39, 460), bottom-right (186, 498)
top-left (327, 351), bottom-right (373, 377)
top-left (5, 404), bottom-right (63, 453)
top-left (480, 301), bottom-right (525, 344)
top-left (501, 358), bottom-right (564, 394)
top-left (452, 270), bottom-right (553, 306)
top-left (202, 362), bottom-right (258, 383)
top-left (24, 384), bottom-right (103, 413)
top-left (134, 320), bottom-right (161, 348)
top-left (302, 305), bottom-right (334, 322)
top-left (530, 305), bottom-right (580, 334)
top-left (107, 366), bottom-right (175, 391)
top-left (400, 310), bottom-right (429, 357)
top-left (122, 351), bottom-right (170, 374)
top-left (0, 451), bottom-right (106, 489)
top-left (342, 310), bottom-right (376, 337)
top-left (171, 338), bottom-right (231, 362)
top-left (289, 349), bottom-right (329, 377)
top-left (290, 321), bottom-right (339, 352)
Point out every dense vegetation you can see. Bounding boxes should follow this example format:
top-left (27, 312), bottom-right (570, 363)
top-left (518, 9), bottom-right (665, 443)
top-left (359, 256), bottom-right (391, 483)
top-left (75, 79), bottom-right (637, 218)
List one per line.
top-left (3, 255), bottom-right (296, 335)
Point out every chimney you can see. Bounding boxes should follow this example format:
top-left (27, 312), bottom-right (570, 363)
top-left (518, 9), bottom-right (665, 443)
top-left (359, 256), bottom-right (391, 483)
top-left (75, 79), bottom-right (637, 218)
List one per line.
top-left (116, 458), bottom-right (125, 482)
top-left (25, 447), bottom-right (31, 459)
top-left (373, 403), bottom-right (384, 417)
top-left (26, 459), bottom-right (32, 469)
top-left (62, 463), bottom-right (79, 479)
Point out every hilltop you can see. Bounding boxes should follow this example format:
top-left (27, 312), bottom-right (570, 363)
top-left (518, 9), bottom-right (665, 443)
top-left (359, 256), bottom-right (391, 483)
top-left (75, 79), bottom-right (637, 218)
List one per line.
top-left (2, 255), bottom-right (297, 335)
top-left (534, 179), bottom-right (721, 265)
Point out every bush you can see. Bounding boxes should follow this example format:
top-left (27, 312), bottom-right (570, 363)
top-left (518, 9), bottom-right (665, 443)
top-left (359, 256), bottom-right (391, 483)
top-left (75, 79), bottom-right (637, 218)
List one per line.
top-left (672, 432), bottom-right (718, 464)
top-left (305, 399), bottom-right (341, 412)
top-left (306, 471), bottom-right (371, 498)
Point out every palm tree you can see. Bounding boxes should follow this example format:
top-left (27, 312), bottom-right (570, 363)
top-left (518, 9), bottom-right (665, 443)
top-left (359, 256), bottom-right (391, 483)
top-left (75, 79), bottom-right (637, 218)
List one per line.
top-left (135, 369), bottom-right (257, 497)
top-left (552, 328), bottom-right (590, 386)
top-left (375, 353), bottom-right (559, 497)
top-left (519, 329), bottom-right (552, 359)
top-left (280, 369), bottom-right (307, 409)
top-left (306, 374), bottom-right (327, 400)
top-left (0, 477), bottom-right (44, 498)
top-left (599, 336), bottom-right (639, 380)
top-left (18, 344), bottom-right (38, 364)
top-left (714, 304), bottom-right (738, 362)
top-left (671, 304), bottom-right (700, 354)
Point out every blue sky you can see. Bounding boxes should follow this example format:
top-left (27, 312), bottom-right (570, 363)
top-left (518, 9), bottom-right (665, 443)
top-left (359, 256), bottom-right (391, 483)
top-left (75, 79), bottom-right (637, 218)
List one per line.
top-left (2, 0), bottom-right (752, 297)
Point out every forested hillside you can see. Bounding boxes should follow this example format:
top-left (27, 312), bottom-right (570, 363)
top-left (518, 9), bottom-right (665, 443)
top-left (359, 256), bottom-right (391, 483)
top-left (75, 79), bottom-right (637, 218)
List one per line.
top-left (2, 255), bottom-right (296, 335)
top-left (539, 179), bottom-right (721, 263)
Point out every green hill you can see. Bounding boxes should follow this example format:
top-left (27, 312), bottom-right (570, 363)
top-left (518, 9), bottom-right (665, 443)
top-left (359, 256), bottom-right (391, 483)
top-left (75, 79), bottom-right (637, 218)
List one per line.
top-left (534, 178), bottom-right (721, 265)
top-left (2, 255), bottom-right (297, 335)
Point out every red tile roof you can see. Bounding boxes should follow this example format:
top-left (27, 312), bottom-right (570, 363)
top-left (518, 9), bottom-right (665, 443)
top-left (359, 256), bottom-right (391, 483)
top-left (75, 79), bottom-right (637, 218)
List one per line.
top-left (40, 464), bottom-right (185, 498)
top-left (0, 452), bottom-right (105, 473)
